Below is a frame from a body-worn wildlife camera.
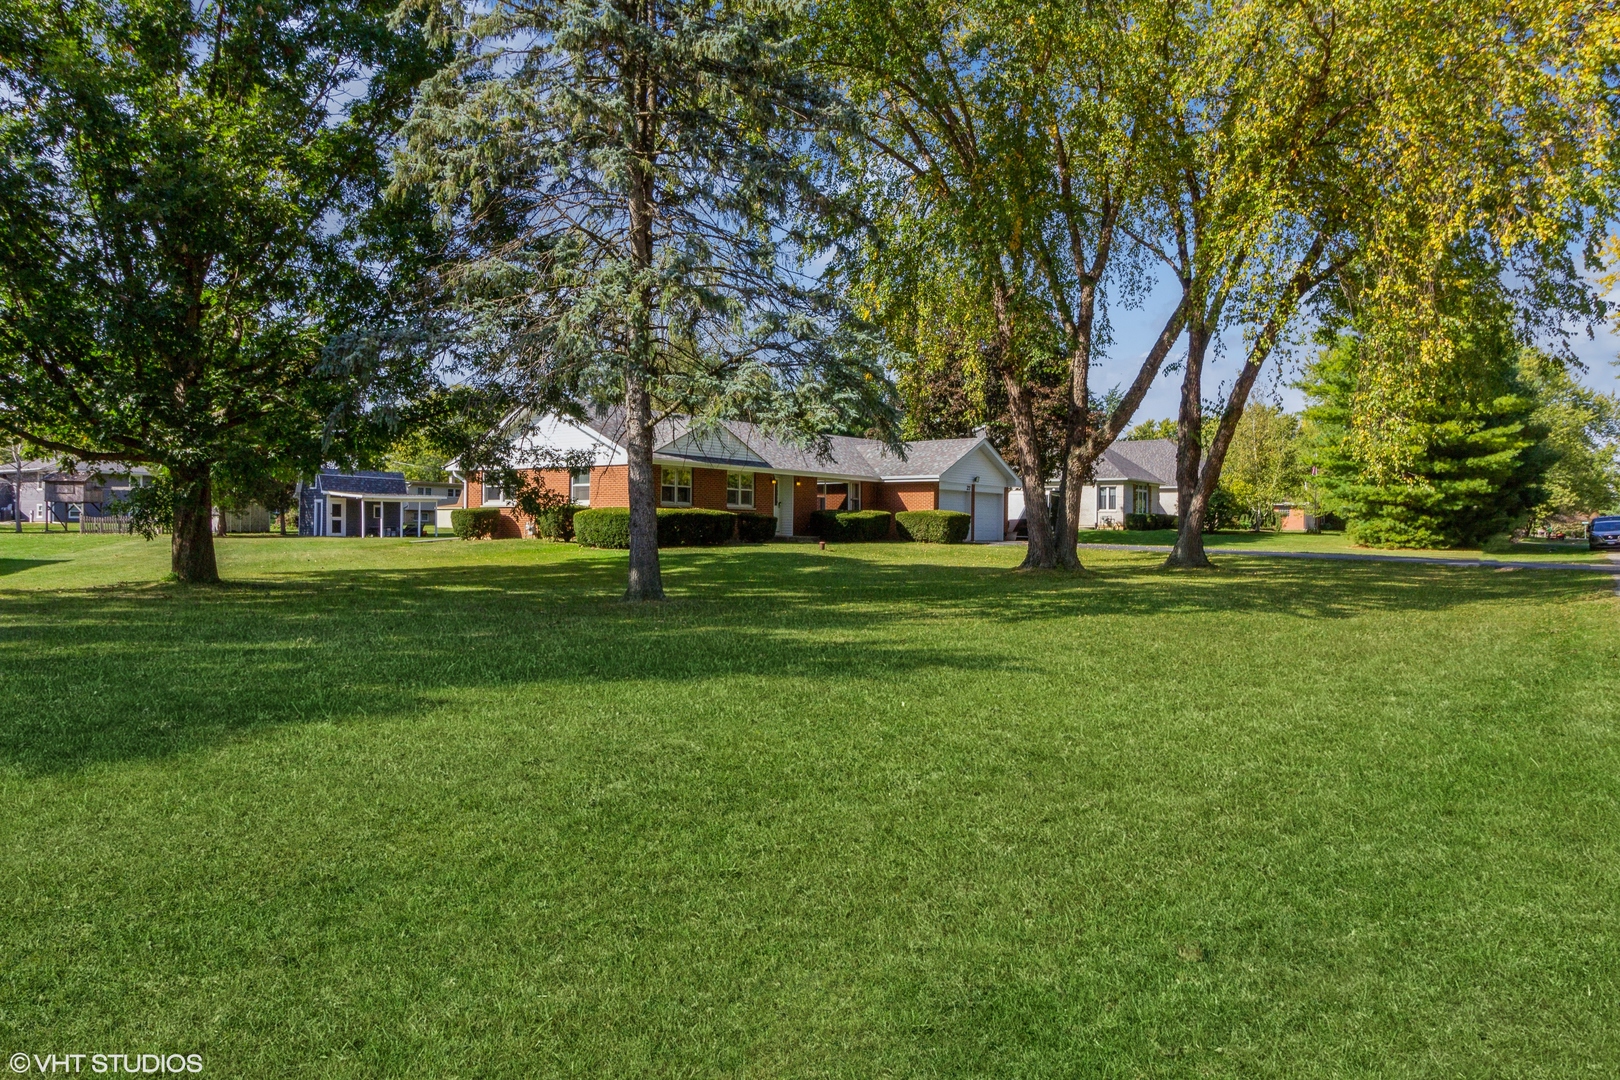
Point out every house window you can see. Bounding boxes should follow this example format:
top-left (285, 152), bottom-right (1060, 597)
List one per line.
top-left (570, 469), bottom-right (591, 505)
top-left (660, 466), bottom-right (692, 506)
top-left (726, 472), bottom-right (754, 509)
top-left (1133, 485), bottom-right (1150, 515)
top-left (848, 484), bottom-right (861, 511)
top-left (1098, 485), bottom-right (1118, 511)
top-left (816, 481), bottom-right (849, 510)
top-left (482, 477), bottom-right (504, 504)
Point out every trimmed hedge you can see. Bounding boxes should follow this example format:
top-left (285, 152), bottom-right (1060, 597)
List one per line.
top-left (450, 507), bottom-right (504, 540)
top-left (574, 507), bottom-right (631, 548)
top-left (1124, 512), bottom-right (1176, 531)
top-left (735, 512), bottom-right (777, 543)
top-left (895, 509), bottom-right (971, 544)
top-left (535, 502), bottom-right (582, 541)
top-left (573, 506), bottom-right (739, 548)
top-left (809, 508), bottom-right (892, 541)
top-left (659, 508), bottom-right (736, 546)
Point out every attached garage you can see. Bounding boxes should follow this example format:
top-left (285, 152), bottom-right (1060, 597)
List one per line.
top-left (973, 490), bottom-right (1005, 543)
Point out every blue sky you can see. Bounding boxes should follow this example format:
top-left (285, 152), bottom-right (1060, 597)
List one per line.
top-left (1097, 271), bottom-right (1620, 427)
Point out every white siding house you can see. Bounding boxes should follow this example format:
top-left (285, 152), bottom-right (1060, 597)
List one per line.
top-left (1007, 438), bottom-right (1179, 533)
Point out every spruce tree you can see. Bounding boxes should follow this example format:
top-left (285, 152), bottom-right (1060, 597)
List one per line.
top-left (1301, 324), bottom-right (1552, 549)
top-left (396, 0), bottom-right (894, 601)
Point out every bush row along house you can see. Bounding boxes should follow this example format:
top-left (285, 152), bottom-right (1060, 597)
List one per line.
top-left (0, 460), bottom-right (155, 525)
top-left (444, 409), bottom-right (1023, 542)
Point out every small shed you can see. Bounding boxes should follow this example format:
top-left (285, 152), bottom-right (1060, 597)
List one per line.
top-left (298, 470), bottom-right (441, 537)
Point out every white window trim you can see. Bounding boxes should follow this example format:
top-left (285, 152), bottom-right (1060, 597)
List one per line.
top-left (570, 469), bottom-right (592, 506)
top-left (725, 472), bottom-right (754, 509)
top-left (661, 466), bottom-right (692, 507)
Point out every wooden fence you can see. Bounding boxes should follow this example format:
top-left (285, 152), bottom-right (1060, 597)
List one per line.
top-left (79, 515), bottom-right (134, 534)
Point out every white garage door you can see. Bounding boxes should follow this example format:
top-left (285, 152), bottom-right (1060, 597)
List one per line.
top-left (974, 492), bottom-right (1004, 542)
top-left (938, 489), bottom-right (970, 513)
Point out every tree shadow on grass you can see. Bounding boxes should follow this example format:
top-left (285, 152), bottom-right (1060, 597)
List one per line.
top-left (0, 558), bottom-right (67, 576)
top-left (0, 546), bottom-right (1603, 776)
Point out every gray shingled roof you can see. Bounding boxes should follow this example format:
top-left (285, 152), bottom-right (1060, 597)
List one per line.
top-left (1095, 438), bottom-right (1177, 484)
top-left (312, 469), bottom-right (410, 496)
top-left (579, 408), bottom-right (995, 481)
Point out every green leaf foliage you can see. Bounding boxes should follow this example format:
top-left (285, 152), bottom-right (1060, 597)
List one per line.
top-left (734, 513), bottom-right (778, 544)
top-left (0, 0), bottom-right (449, 578)
top-left (1301, 333), bottom-right (1552, 549)
top-left (895, 510), bottom-right (970, 544)
top-left (450, 507), bottom-right (505, 540)
top-left (809, 509), bottom-right (891, 542)
top-left (574, 507), bottom-right (737, 548)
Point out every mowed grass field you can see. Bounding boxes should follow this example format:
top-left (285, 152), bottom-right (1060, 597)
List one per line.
top-left (1075, 527), bottom-right (1611, 563)
top-left (1, 532), bottom-right (1617, 1078)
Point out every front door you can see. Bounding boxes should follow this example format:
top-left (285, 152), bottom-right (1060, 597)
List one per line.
top-left (775, 474), bottom-right (792, 536)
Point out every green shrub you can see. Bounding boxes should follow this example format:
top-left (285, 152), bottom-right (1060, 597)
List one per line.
top-left (575, 507), bottom-right (740, 548)
top-left (809, 508), bottom-right (891, 541)
top-left (535, 503), bottom-right (582, 541)
top-left (734, 512), bottom-right (777, 543)
top-left (450, 507), bottom-right (504, 540)
top-left (895, 509), bottom-right (970, 543)
top-left (658, 507), bottom-right (736, 546)
top-left (573, 507), bottom-right (630, 548)
top-left (1124, 512), bottom-right (1177, 531)
top-left (1203, 486), bottom-right (1243, 532)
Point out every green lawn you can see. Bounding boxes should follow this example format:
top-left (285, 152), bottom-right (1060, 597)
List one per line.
top-left (1076, 527), bottom-right (1612, 563)
top-left (2, 533), bottom-right (1618, 1077)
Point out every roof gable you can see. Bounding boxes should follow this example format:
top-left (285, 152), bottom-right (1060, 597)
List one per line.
top-left (1095, 438), bottom-right (1177, 485)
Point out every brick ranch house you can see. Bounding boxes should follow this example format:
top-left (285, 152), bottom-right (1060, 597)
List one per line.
top-left (448, 409), bottom-right (1022, 542)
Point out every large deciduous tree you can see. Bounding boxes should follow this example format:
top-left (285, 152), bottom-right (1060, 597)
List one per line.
top-left (0, 0), bottom-right (445, 581)
top-left (396, 0), bottom-right (896, 602)
top-left (1149, 0), bottom-right (1615, 567)
top-left (821, 0), bottom-right (1191, 570)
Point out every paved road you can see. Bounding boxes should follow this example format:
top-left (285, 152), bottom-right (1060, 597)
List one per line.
top-left (1064, 541), bottom-right (1620, 575)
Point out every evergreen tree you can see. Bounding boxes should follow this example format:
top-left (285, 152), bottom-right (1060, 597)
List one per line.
top-left (1301, 327), bottom-right (1552, 549)
top-left (396, 0), bottom-right (895, 601)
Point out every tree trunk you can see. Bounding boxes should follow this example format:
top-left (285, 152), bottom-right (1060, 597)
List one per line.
top-left (1007, 375), bottom-right (1057, 569)
top-left (1165, 321), bottom-right (1211, 568)
top-left (1059, 295), bottom-right (1190, 568)
top-left (170, 465), bottom-right (220, 583)
top-left (619, 39), bottom-right (662, 602)
top-left (622, 374), bottom-right (664, 601)
top-left (279, 510), bottom-right (287, 536)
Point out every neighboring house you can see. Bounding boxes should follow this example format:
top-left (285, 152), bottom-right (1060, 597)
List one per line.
top-left (1007, 438), bottom-right (1179, 532)
top-left (2, 459), bottom-right (155, 525)
top-left (297, 469), bottom-right (443, 537)
top-left (448, 408), bottom-right (1022, 542)
top-left (396, 480), bottom-right (463, 530)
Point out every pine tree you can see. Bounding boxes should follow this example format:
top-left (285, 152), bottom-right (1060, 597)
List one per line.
top-left (396, 0), bottom-right (895, 600)
top-left (1301, 329), bottom-right (1552, 549)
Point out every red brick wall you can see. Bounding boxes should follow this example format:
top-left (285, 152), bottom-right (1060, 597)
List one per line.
top-left (691, 466), bottom-right (726, 509)
top-left (880, 482), bottom-right (938, 513)
top-left (589, 465), bottom-right (628, 507)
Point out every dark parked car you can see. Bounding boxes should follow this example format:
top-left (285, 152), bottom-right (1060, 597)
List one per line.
top-left (1590, 516), bottom-right (1620, 551)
